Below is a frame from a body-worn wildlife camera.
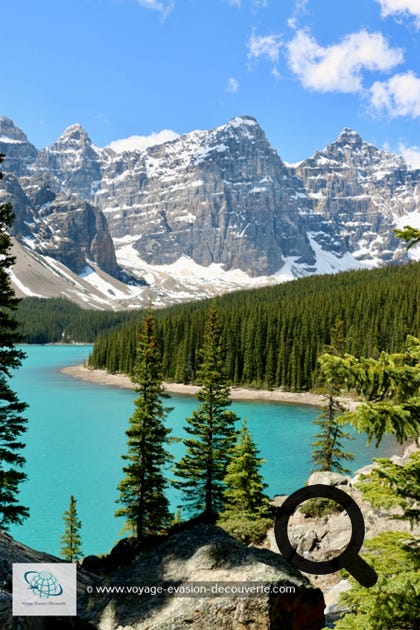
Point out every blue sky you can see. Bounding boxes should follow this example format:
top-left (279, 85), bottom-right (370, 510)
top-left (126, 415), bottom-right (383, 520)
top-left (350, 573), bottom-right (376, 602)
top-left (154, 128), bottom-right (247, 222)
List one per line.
top-left (2, 0), bottom-right (420, 164)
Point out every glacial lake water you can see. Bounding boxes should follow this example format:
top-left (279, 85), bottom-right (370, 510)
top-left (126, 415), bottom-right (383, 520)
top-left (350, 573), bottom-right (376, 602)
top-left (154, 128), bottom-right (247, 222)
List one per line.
top-left (7, 344), bottom-right (396, 558)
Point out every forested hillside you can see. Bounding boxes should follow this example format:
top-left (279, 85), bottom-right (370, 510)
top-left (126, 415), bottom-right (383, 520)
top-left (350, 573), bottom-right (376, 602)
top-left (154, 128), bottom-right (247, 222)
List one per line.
top-left (16, 298), bottom-right (143, 343)
top-left (88, 262), bottom-right (420, 391)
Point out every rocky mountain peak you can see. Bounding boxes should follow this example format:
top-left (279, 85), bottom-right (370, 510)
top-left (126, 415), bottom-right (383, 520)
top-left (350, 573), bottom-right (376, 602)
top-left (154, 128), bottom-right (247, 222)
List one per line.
top-left (305, 126), bottom-right (405, 173)
top-left (336, 127), bottom-right (364, 146)
top-left (2, 114), bottom-right (419, 307)
top-left (52, 122), bottom-right (92, 148)
top-left (225, 114), bottom-right (260, 130)
top-left (319, 127), bottom-right (369, 164)
top-left (0, 116), bottom-right (29, 143)
top-left (0, 117), bottom-right (38, 176)
top-left (217, 114), bottom-right (268, 143)
top-left (35, 123), bottom-right (102, 201)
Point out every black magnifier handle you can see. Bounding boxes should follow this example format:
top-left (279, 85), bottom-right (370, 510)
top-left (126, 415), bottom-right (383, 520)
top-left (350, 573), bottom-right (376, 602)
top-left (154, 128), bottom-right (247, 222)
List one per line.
top-left (341, 550), bottom-right (378, 587)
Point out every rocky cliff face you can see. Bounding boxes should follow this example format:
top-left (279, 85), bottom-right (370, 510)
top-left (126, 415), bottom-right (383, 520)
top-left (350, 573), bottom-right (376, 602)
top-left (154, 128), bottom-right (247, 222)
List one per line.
top-left (95, 116), bottom-right (315, 275)
top-left (0, 118), bottom-right (119, 278)
top-left (0, 117), bottom-right (37, 177)
top-left (34, 124), bottom-right (108, 202)
top-left (295, 128), bottom-right (416, 266)
top-left (0, 114), bottom-right (419, 307)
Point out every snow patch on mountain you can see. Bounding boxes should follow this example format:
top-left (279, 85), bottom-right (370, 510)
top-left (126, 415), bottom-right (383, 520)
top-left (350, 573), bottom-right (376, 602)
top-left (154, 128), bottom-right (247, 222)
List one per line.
top-left (80, 264), bottom-right (145, 300)
top-left (8, 270), bottom-right (43, 297)
top-left (308, 234), bottom-right (377, 273)
top-left (2, 115), bottom-right (420, 308)
top-left (115, 244), bottom-right (274, 292)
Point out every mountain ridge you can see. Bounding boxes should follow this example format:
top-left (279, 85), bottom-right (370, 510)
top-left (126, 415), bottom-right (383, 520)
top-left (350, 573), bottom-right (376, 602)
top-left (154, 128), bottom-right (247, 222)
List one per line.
top-left (0, 115), bottom-right (419, 309)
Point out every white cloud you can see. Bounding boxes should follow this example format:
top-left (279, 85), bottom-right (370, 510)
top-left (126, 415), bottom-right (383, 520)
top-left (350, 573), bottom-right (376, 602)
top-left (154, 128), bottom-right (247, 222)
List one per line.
top-left (137, 0), bottom-right (174, 18)
top-left (288, 0), bottom-right (310, 29)
top-left (398, 142), bottom-right (420, 168)
top-left (370, 71), bottom-right (420, 117)
top-left (247, 33), bottom-right (283, 65)
top-left (376, 0), bottom-right (420, 25)
top-left (226, 0), bottom-right (268, 6)
top-left (108, 129), bottom-right (179, 153)
top-left (286, 29), bottom-right (403, 93)
top-left (226, 77), bottom-right (239, 93)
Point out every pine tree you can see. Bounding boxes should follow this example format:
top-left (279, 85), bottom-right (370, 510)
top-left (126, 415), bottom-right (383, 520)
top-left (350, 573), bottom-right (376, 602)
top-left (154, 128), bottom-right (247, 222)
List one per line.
top-left (60, 495), bottom-right (82, 562)
top-left (334, 531), bottom-right (419, 630)
top-left (394, 225), bottom-right (420, 250)
top-left (310, 392), bottom-right (354, 474)
top-left (115, 310), bottom-right (173, 539)
top-left (0, 154), bottom-right (29, 529)
top-left (220, 419), bottom-right (269, 516)
top-left (173, 301), bottom-right (238, 520)
top-left (356, 451), bottom-right (420, 526)
top-left (218, 420), bottom-right (272, 543)
top-left (333, 453), bottom-right (420, 630)
top-left (319, 335), bottom-right (420, 446)
top-left (311, 318), bottom-right (354, 474)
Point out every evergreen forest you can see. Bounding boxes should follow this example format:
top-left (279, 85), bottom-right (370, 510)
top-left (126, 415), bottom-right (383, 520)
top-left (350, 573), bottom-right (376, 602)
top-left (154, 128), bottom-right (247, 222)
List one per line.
top-left (88, 262), bottom-right (420, 391)
top-left (15, 297), bottom-right (142, 343)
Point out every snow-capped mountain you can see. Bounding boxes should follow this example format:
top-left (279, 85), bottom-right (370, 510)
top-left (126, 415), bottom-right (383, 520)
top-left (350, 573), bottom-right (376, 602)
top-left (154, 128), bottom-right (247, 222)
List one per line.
top-left (0, 115), bottom-right (419, 308)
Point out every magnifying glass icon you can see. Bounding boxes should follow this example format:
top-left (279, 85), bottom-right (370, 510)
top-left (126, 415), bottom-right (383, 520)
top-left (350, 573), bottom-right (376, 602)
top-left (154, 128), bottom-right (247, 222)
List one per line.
top-left (274, 484), bottom-right (378, 588)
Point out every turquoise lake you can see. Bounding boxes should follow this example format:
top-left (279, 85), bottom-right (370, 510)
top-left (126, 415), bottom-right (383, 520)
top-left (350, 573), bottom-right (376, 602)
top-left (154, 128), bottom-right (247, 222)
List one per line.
top-left (8, 345), bottom-right (396, 558)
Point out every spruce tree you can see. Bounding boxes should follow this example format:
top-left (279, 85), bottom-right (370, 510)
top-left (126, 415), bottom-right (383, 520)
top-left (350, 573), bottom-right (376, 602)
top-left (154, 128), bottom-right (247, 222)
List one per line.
top-left (333, 453), bottom-right (420, 630)
top-left (0, 155), bottom-right (29, 529)
top-left (173, 301), bottom-right (238, 520)
top-left (319, 335), bottom-right (420, 446)
top-left (61, 495), bottom-right (82, 562)
top-left (356, 451), bottom-right (420, 526)
top-left (310, 392), bottom-right (354, 474)
top-left (311, 319), bottom-right (354, 474)
top-left (217, 420), bottom-right (272, 544)
top-left (115, 310), bottom-right (173, 539)
top-left (220, 419), bottom-right (269, 517)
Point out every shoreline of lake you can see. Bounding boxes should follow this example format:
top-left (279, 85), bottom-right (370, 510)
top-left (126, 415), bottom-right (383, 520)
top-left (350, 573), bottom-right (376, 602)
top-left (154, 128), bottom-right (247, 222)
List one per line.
top-left (60, 363), bottom-right (361, 409)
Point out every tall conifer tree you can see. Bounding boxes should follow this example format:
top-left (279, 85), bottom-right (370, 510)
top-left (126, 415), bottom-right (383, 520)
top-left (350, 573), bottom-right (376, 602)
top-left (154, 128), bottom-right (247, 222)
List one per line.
top-left (116, 310), bottom-right (173, 539)
top-left (311, 319), bottom-right (354, 474)
top-left (0, 155), bottom-right (29, 529)
top-left (61, 495), bottom-right (82, 562)
top-left (173, 301), bottom-right (238, 520)
top-left (310, 393), bottom-right (354, 474)
top-left (220, 419), bottom-right (269, 518)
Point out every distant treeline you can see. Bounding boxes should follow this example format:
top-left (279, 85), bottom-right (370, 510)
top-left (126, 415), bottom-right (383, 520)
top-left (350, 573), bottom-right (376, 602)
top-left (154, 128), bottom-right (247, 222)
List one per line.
top-left (16, 297), bottom-right (143, 343)
top-left (88, 262), bottom-right (420, 391)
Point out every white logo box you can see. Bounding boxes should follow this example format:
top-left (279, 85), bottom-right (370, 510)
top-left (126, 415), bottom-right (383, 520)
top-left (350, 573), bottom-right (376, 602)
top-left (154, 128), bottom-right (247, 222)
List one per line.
top-left (13, 563), bottom-right (77, 617)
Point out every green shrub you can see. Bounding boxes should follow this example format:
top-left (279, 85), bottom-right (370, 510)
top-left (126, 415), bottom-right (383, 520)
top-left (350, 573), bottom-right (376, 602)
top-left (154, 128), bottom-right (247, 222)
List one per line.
top-left (217, 514), bottom-right (272, 544)
top-left (299, 497), bottom-right (341, 518)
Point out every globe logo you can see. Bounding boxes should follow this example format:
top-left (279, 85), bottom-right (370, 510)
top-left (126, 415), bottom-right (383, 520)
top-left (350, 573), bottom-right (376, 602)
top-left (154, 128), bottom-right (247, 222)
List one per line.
top-left (24, 570), bottom-right (64, 599)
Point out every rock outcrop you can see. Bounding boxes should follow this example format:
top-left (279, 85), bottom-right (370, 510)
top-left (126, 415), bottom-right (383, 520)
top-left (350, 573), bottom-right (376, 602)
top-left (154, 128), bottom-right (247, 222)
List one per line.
top-left (269, 444), bottom-right (420, 626)
top-left (1, 523), bottom-right (325, 630)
